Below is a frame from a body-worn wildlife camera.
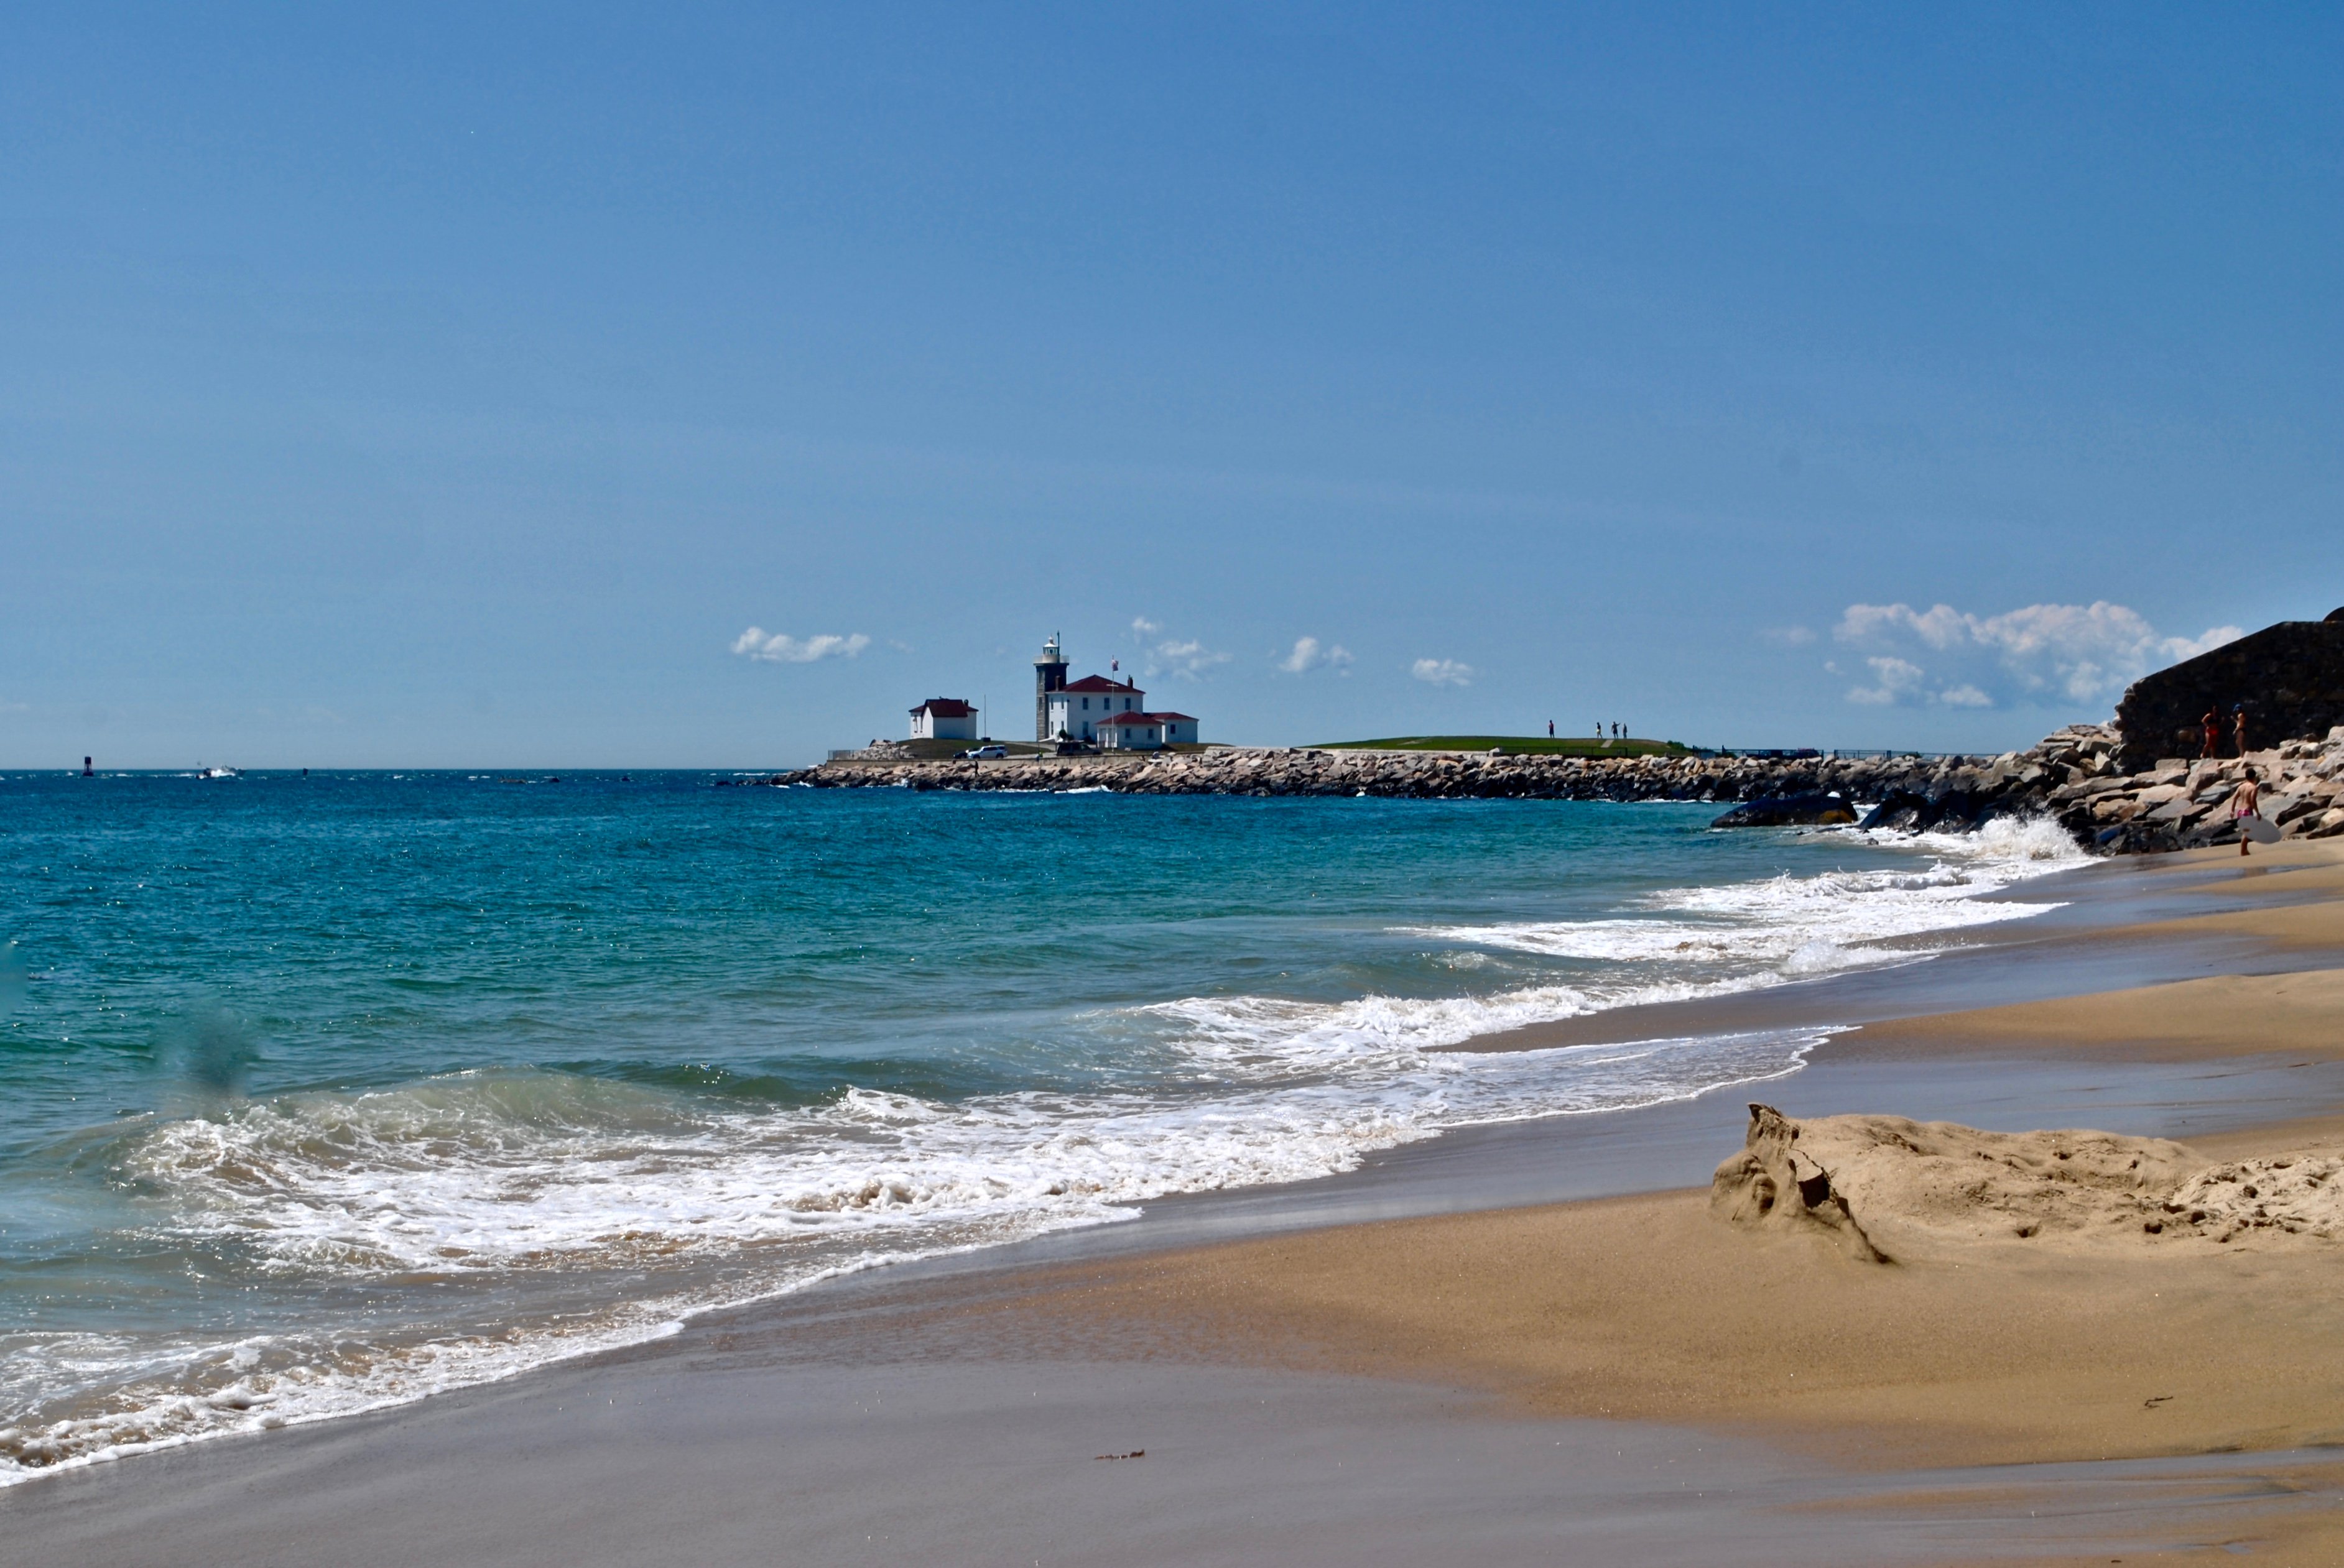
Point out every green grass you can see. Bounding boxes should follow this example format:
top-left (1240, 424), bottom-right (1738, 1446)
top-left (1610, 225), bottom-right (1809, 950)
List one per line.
top-left (1306, 736), bottom-right (1699, 757)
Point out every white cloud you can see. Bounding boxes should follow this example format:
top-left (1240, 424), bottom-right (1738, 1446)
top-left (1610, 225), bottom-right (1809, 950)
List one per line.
top-left (1411, 657), bottom-right (1474, 688)
top-left (1846, 656), bottom-right (1925, 705)
top-left (1761, 625), bottom-right (1818, 647)
top-left (1129, 620), bottom-right (1231, 679)
top-left (1280, 636), bottom-right (1355, 675)
top-left (1150, 638), bottom-right (1231, 678)
top-left (1832, 600), bottom-right (2241, 709)
top-left (731, 628), bottom-right (872, 663)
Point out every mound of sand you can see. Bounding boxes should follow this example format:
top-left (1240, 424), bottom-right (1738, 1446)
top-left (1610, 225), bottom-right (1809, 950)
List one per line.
top-left (1712, 1102), bottom-right (2344, 1255)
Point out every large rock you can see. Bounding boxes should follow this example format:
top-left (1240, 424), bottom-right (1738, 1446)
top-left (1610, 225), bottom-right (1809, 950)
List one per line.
top-left (1710, 792), bottom-right (1858, 828)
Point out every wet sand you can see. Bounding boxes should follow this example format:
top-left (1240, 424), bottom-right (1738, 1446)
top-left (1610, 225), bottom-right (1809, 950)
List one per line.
top-left (15, 1354), bottom-right (2342, 1568)
top-left (11, 841), bottom-right (2344, 1564)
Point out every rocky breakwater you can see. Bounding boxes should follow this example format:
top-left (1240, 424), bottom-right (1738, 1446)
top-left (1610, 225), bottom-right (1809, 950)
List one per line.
top-left (2051, 727), bottom-right (2344, 852)
top-left (771, 743), bottom-right (2030, 811)
top-left (754, 722), bottom-right (2344, 855)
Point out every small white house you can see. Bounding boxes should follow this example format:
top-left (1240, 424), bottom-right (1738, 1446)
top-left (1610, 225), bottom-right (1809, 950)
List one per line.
top-left (1098, 711), bottom-right (1200, 750)
top-left (910, 698), bottom-right (979, 742)
top-left (1045, 675), bottom-right (1146, 743)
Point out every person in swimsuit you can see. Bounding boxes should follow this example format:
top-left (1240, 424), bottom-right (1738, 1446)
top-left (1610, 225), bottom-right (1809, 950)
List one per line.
top-left (2202, 709), bottom-right (2221, 759)
top-left (2233, 704), bottom-right (2249, 759)
top-left (2231, 765), bottom-right (2261, 857)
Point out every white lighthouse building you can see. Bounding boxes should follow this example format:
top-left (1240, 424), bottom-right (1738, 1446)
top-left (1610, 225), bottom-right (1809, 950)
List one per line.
top-left (1034, 637), bottom-right (1200, 749)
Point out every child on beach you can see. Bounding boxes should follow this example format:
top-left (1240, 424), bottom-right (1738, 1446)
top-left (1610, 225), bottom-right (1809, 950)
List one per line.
top-left (2231, 767), bottom-right (2262, 857)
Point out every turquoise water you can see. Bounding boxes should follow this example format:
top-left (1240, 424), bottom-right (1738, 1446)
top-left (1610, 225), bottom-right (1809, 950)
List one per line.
top-left (0, 772), bottom-right (2082, 1476)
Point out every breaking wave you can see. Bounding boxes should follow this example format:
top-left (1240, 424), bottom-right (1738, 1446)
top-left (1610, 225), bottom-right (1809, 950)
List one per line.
top-left (0, 811), bottom-right (2085, 1485)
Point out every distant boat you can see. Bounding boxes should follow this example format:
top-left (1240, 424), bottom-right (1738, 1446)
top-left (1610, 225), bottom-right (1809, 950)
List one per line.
top-left (195, 765), bottom-right (241, 780)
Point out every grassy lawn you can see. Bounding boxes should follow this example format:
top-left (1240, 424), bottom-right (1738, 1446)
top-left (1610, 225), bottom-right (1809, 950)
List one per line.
top-left (1307, 736), bottom-right (1700, 757)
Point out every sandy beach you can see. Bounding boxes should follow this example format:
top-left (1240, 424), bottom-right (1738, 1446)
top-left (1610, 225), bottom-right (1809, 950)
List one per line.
top-left (11, 841), bottom-right (2344, 1565)
top-left (14, 7), bottom-right (2337, 1562)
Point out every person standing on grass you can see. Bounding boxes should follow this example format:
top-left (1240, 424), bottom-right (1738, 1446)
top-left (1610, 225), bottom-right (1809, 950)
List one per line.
top-left (1548, 719), bottom-right (1554, 737)
top-left (2232, 766), bottom-right (2262, 857)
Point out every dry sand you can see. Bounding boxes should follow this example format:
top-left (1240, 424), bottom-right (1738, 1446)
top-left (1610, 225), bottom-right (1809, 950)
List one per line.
top-left (901, 1108), bottom-right (2344, 1563)
top-left (887, 856), bottom-right (2344, 1561)
top-left (994, 855), bottom-right (2344, 1435)
top-left (941, 1138), bottom-right (2344, 1471)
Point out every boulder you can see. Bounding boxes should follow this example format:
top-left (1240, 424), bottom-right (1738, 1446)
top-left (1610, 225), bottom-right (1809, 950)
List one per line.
top-left (1858, 790), bottom-right (1929, 831)
top-left (1710, 791), bottom-right (1859, 828)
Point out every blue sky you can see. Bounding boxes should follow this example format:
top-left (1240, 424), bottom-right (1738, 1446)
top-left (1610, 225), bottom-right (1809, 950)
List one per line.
top-left (4, 4), bottom-right (2338, 766)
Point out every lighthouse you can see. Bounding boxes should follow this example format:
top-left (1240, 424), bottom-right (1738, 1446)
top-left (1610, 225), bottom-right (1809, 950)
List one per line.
top-left (1033, 633), bottom-right (1069, 740)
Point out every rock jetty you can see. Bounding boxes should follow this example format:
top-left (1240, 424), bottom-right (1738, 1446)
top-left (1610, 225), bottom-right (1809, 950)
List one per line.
top-left (741, 721), bottom-right (2344, 855)
top-left (2052, 729), bottom-right (2344, 853)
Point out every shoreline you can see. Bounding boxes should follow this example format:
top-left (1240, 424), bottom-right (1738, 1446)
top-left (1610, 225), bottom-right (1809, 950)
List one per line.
top-left (10, 843), bottom-right (2344, 1562)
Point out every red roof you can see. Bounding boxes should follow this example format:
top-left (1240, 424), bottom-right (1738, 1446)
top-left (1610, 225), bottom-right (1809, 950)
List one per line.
top-left (1060, 675), bottom-right (1142, 694)
top-left (1100, 711), bottom-right (1197, 727)
top-left (910, 698), bottom-right (976, 717)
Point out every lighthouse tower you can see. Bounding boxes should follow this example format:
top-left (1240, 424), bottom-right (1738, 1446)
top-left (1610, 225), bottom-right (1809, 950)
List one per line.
top-left (1033, 633), bottom-right (1069, 740)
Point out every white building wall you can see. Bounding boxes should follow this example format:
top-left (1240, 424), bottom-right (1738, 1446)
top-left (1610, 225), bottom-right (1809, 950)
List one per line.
top-left (1099, 720), bottom-right (1165, 750)
top-left (1047, 687), bottom-right (1144, 742)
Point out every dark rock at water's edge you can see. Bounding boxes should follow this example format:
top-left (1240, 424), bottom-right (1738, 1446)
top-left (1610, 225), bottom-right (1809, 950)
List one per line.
top-left (1857, 789), bottom-right (1994, 833)
top-left (2114, 616), bottom-right (2344, 773)
top-left (1710, 793), bottom-right (1858, 828)
top-left (1856, 790), bottom-right (1927, 832)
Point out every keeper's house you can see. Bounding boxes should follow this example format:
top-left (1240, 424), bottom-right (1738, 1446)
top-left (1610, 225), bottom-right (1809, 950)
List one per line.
top-left (1047, 675), bottom-right (1147, 744)
top-left (909, 698), bottom-right (979, 742)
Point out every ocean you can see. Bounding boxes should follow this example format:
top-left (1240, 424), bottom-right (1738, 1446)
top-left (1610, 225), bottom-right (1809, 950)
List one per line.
top-left (0, 771), bottom-right (2083, 1478)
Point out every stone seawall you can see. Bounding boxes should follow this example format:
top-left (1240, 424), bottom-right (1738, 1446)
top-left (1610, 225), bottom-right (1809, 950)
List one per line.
top-left (773, 745), bottom-right (1978, 805)
top-left (2112, 614), bottom-right (2344, 772)
top-left (751, 721), bottom-right (2344, 854)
